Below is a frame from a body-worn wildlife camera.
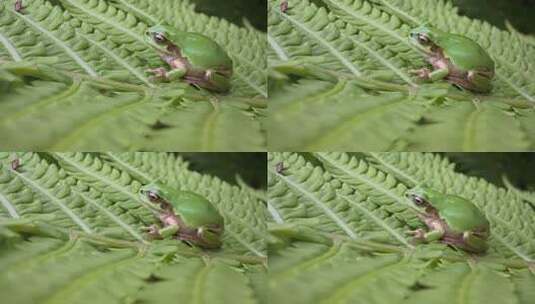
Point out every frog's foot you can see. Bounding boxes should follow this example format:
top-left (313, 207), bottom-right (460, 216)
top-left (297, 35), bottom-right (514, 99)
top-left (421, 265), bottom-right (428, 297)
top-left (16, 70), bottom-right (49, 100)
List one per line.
top-left (142, 224), bottom-right (161, 238)
top-left (409, 68), bottom-right (431, 80)
top-left (147, 67), bottom-right (169, 81)
top-left (407, 229), bottom-right (426, 241)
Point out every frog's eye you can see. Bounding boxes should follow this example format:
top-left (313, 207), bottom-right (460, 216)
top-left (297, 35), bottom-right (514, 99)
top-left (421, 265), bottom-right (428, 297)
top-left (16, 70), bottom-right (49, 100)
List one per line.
top-left (147, 191), bottom-right (160, 202)
top-left (417, 34), bottom-right (429, 44)
top-left (153, 33), bottom-right (166, 44)
top-left (412, 196), bottom-right (426, 207)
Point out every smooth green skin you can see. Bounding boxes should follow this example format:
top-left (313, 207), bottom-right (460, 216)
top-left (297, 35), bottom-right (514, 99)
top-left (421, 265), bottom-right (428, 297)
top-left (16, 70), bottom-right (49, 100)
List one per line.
top-left (139, 182), bottom-right (224, 248)
top-left (144, 25), bottom-right (233, 92)
top-left (409, 25), bottom-right (495, 93)
top-left (407, 186), bottom-right (490, 253)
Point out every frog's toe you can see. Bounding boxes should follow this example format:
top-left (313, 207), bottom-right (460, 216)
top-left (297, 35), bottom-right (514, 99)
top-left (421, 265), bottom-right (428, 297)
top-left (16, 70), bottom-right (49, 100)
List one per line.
top-left (407, 229), bottom-right (425, 239)
top-left (146, 67), bottom-right (167, 78)
top-left (409, 68), bottom-right (431, 79)
top-left (142, 224), bottom-right (160, 236)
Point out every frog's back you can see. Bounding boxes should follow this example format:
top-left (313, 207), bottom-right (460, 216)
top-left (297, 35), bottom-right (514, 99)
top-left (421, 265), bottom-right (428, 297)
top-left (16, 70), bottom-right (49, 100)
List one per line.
top-left (436, 34), bottom-right (494, 71)
top-left (440, 196), bottom-right (489, 232)
top-left (173, 32), bottom-right (232, 69)
top-left (171, 190), bottom-right (224, 227)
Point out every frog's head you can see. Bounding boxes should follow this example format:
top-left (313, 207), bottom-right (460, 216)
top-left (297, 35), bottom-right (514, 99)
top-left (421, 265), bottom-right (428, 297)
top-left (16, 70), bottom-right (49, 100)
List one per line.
top-left (139, 182), bottom-right (172, 211)
top-left (145, 25), bottom-right (174, 54)
top-left (409, 25), bottom-right (439, 53)
top-left (405, 186), bottom-right (435, 211)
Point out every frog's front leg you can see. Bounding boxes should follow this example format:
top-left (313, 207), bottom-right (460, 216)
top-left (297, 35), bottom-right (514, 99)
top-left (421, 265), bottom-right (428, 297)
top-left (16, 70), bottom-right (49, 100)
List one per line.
top-left (157, 224), bottom-right (180, 239)
top-left (462, 231), bottom-right (489, 253)
top-left (142, 224), bottom-right (179, 239)
top-left (148, 67), bottom-right (187, 82)
top-left (142, 224), bottom-right (161, 238)
top-left (408, 227), bottom-right (444, 242)
top-left (410, 67), bottom-right (449, 81)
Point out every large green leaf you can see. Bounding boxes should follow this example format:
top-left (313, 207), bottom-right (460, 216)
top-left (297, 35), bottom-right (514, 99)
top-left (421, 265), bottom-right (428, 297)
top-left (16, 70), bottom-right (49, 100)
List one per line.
top-left (0, 0), bottom-right (266, 151)
top-left (268, 152), bottom-right (535, 304)
top-left (268, 0), bottom-right (535, 151)
top-left (0, 152), bottom-right (267, 304)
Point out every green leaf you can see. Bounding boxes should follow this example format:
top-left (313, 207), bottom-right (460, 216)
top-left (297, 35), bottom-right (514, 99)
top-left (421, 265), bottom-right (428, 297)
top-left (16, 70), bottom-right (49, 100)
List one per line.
top-left (0, 152), bottom-right (266, 304)
top-left (0, 0), bottom-right (266, 151)
top-left (402, 263), bottom-right (517, 304)
top-left (268, 152), bottom-right (535, 304)
top-left (268, 0), bottom-right (535, 151)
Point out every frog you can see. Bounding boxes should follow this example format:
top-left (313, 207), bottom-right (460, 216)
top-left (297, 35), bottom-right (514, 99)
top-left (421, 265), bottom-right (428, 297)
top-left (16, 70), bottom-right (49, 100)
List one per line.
top-left (409, 25), bottom-right (495, 93)
top-left (139, 182), bottom-right (224, 249)
top-left (144, 25), bottom-right (233, 93)
top-left (405, 186), bottom-right (490, 253)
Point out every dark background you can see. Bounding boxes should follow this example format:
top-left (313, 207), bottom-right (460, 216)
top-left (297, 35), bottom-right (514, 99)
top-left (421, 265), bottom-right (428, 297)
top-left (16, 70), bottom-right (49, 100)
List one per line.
top-left (191, 0), bottom-right (266, 31)
top-left (181, 153), bottom-right (267, 190)
top-left (451, 0), bottom-right (535, 34)
top-left (445, 153), bottom-right (535, 191)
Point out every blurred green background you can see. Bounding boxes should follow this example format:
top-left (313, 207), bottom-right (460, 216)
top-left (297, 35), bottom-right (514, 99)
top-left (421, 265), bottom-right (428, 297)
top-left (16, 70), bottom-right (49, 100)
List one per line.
top-left (452, 0), bottom-right (535, 34)
top-left (191, 0), bottom-right (266, 31)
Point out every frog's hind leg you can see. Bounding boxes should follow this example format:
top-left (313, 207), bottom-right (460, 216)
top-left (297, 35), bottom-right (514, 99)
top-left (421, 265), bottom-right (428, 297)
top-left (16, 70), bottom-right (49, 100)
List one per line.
top-left (204, 70), bottom-right (231, 93)
top-left (466, 70), bottom-right (493, 93)
top-left (196, 226), bottom-right (223, 249)
top-left (184, 71), bottom-right (231, 93)
top-left (462, 231), bottom-right (489, 253)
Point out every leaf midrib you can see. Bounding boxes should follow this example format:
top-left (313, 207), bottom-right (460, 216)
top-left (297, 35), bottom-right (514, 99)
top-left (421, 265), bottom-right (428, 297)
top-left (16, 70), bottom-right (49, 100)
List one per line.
top-left (0, 31), bottom-right (22, 61)
top-left (0, 189), bottom-right (20, 218)
top-left (54, 153), bottom-right (138, 202)
top-left (269, 167), bottom-right (357, 239)
top-left (315, 152), bottom-right (413, 209)
top-left (12, 10), bottom-right (97, 76)
top-left (325, 0), bottom-right (415, 50)
top-left (267, 33), bottom-right (289, 61)
top-left (0, 81), bottom-right (81, 127)
top-left (367, 152), bottom-right (420, 185)
top-left (339, 194), bottom-right (411, 247)
top-left (78, 33), bottom-right (153, 87)
top-left (267, 200), bottom-right (284, 223)
top-left (7, 167), bottom-right (92, 233)
top-left (340, 30), bottom-right (416, 86)
top-left (76, 190), bottom-right (147, 243)
top-left (274, 4), bottom-right (361, 76)
top-left (271, 242), bottom-right (340, 281)
top-left (319, 258), bottom-right (404, 304)
top-left (192, 263), bottom-right (211, 304)
top-left (272, 80), bottom-right (346, 116)
top-left (304, 99), bottom-right (405, 150)
top-left (42, 249), bottom-right (140, 304)
top-left (48, 93), bottom-right (148, 150)
top-left (60, 0), bottom-right (147, 46)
